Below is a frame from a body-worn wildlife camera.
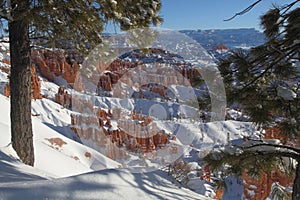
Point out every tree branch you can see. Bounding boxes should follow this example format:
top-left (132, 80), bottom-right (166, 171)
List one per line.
top-left (281, 0), bottom-right (300, 15)
top-left (0, 0), bottom-right (13, 21)
top-left (224, 0), bottom-right (263, 21)
top-left (257, 149), bottom-right (300, 161)
top-left (224, 0), bottom-right (300, 22)
top-left (241, 140), bottom-right (300, 154)
top-left (241, 46), bottom-right (298, 91)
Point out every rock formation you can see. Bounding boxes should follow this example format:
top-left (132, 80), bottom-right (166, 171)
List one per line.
top-left (70, 104), bottom-right (177, 161)
top-left (3, 64), bottom-right (42, 99)
top-left (94, 53), bottom-right (202, 99)
top-left (200, 165), bottom-right (211, 182)
top-left (31, 64), bottom-right (42, 99)
top-left (98, 74), bottom-right (112, 92)
top-left (215, 43), bottom-right (229, 52)
top-left (0, 66), bottom-right (10, 74)
top-left (55, 86), bottom-right (72, 108)
top-left (31, 49), bottom-right (83, 90)
top-left (242, 170), bottom-right (293, 200)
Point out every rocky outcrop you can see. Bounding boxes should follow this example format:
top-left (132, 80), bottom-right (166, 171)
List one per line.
top-left (242, 170), bottom-right (293, 200)
top-left (200, 165), bottom-right (211, 181)
top-left (1, 47), bottom-right (42, 99)
top-left (98, 74), bottom-right (112, 91)
top-left (95, 56), bottom-right (202, 99)
top-left (55, 86), bottom-right (72, 108)
top-left (31, 49), bottom-right (83, 90)
top-left (4, 84), bottom-right (10, 97)
top-left (0, 66), bottom-right (10, 74)
top-left (3, 47), bottom-right (204, 100)
top-left (70, 104), bottom-right (177, 161)
top-left (28, 48), bottom-right (205, 100)
top-left (215, 43), bottom-right (229, 52)
top-left (146, 83), bottom-right (167, 98)
top-left (31, 64), bottom-right (42, 99)
top-left (47, 137), bottom-right (67, 150)
top-left (85, 152), bottom-right (92, 158)
top-left (4, 64), bottom-right (42, 99)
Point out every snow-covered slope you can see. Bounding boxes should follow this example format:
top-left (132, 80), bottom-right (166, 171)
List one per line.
top-left (0, 34), bottom-right (258, 199)
top-left (0, 42), bottom-right (212, 199)
top-left (0, 94), bottom-right (121, 177)
top-left (0, 86), bottom-right (211, 200)
top-left (0, 168), bottom-right (209, 200)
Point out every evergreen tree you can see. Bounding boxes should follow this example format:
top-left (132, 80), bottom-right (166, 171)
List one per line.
top-left (0, 0), bottom-right (162, 166)
top-left (204, 1), bottom-right (300, 199)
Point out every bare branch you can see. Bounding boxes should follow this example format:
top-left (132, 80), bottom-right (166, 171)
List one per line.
top-left (224, 0), bottom-right (263, 21)
top-left (224, 0), bottom-right (300, 21)
top-left (281, 0), bottom-right (300, 15)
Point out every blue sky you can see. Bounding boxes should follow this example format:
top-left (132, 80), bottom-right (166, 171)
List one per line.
top-left (159, 0), bottom-right (290, 30)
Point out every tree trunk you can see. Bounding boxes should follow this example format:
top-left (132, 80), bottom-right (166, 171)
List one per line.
top-left (9, 0), bottom-right (34, 166)
top-left (292, 162), bottom-right (300, 200)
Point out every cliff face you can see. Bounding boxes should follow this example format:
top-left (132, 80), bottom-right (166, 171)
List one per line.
top-left (95, 49), bottom-right (201, 99)
top-left (2, 48), bottom-right (84, 99)
top-left (2, 48), bottom-right (83, 99)
top-left (31, 49), bottom-right (83, 90)
top-left (32, 48), bottom-right (202, 100)
top-left (70, 103), bottom-right (178, 161)
top-left (2, 64), bottom-right (42, 99)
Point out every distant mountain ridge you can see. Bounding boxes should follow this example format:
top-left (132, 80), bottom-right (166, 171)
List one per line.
top-left (180, 28), bottom-right (265, 50)
top-left (103, 28), bottom-right (264, 52)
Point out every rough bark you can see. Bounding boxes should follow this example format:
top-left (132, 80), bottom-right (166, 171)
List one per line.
top-left (292, 162), bottom-right (300, 200)
top-left (9, 0), bottom-right (34, 166)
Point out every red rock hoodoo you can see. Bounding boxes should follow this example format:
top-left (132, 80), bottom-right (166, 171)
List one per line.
top-left (70, 104), bottom-right (178, 161)
top-left (3, 64), bottom-right (42, 99)
top-left (31, 49), bottom-right (83, 90)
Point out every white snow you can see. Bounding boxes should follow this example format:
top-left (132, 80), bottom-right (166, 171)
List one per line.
top-left (277, 85), bottom-right (297, 101)
top-left (0, 47), bottom-right (212, 200)
top-left (0, 168), bottom-right (209, 200)
top-left (0, 36), bottom-right (259, 199)
top-left (0, 88), bottom-right (210, 200)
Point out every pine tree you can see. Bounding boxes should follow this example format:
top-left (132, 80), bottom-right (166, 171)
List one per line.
top-left (0, 0), bottom-right (162, 166)
top-left (204, 1), bottom-right (300, 199)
